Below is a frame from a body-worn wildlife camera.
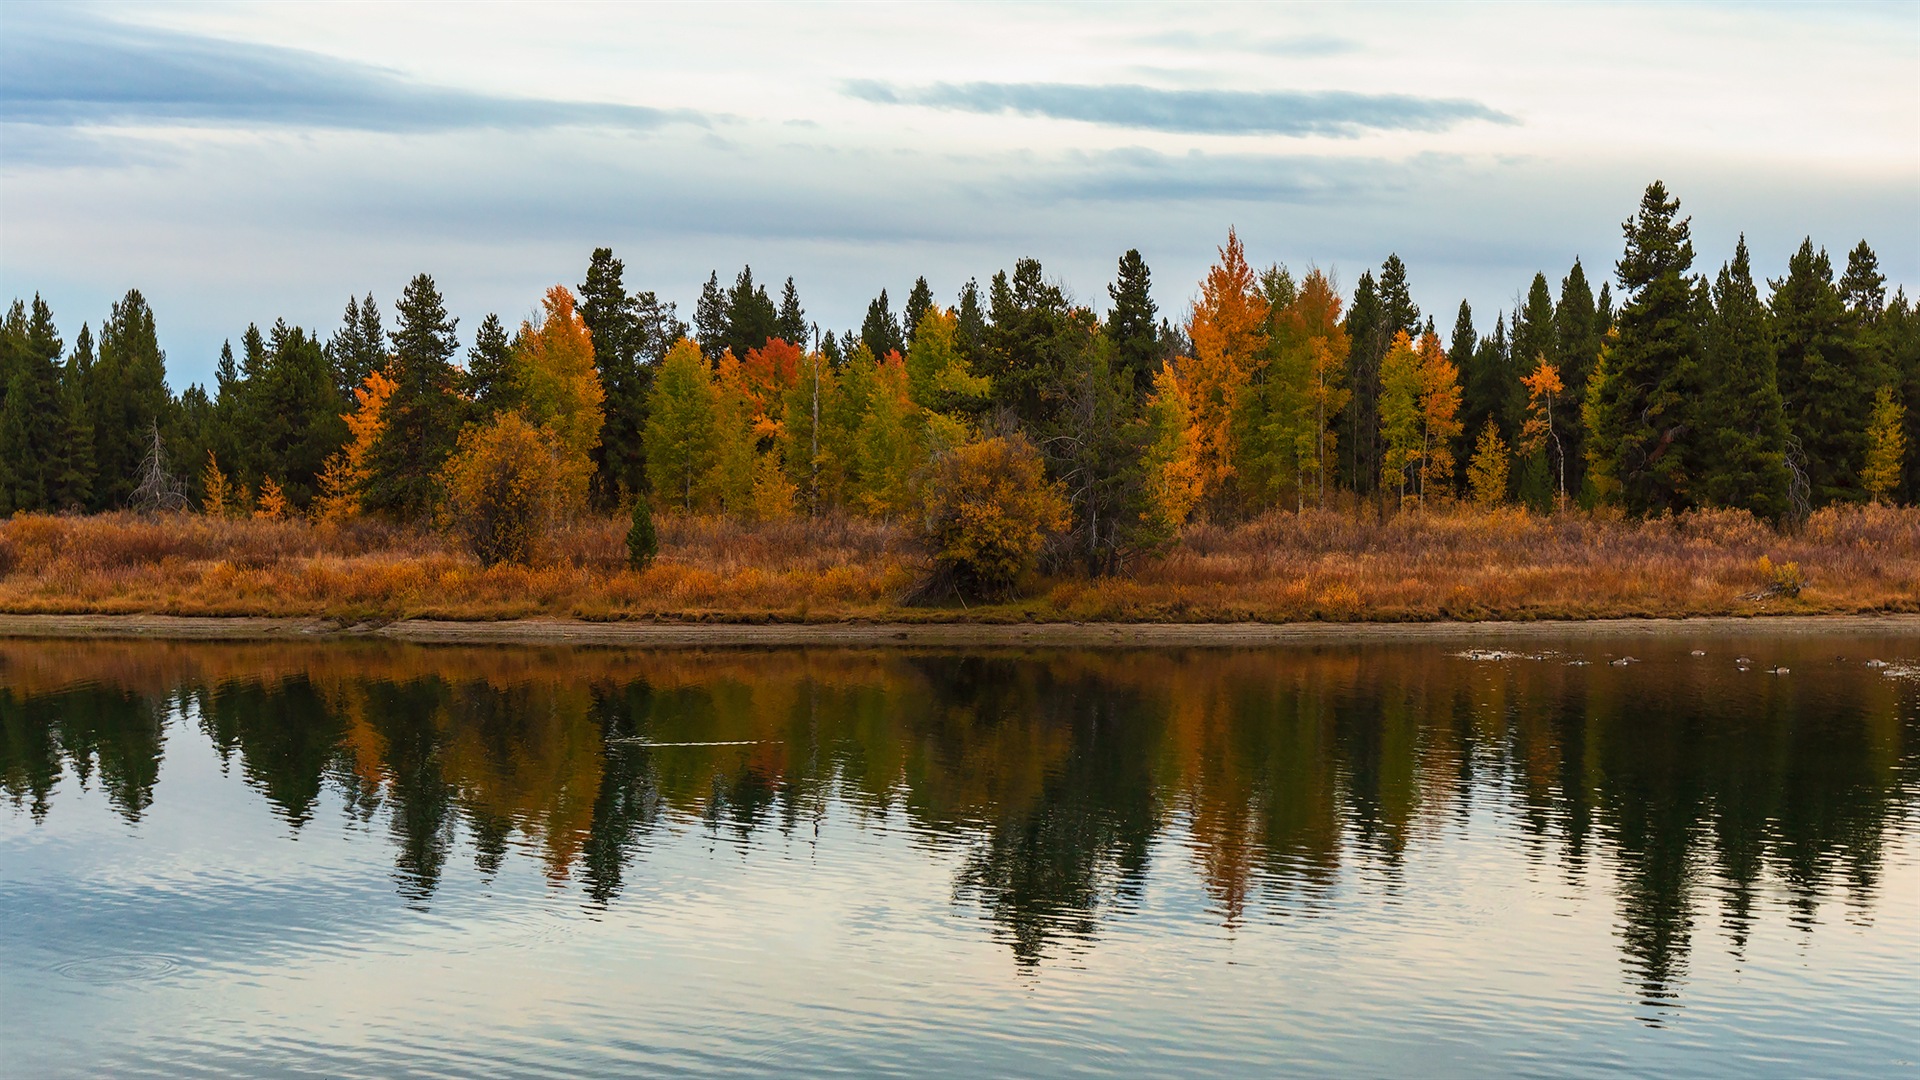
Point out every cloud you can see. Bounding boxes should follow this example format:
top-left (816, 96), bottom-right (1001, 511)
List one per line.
top-left (1136, 31), bottom-right (1362, 58)
top-left (0, 10), bottom-right (705, 134)
top-left (844, 81), bottom-right (1513, 138)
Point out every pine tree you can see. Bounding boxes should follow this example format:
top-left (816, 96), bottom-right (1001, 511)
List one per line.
top-left (54, 324), bottom-right (96, 510)
top-left (576, 247), bottom-right (646, 509)
top-left (1554, 259), bottom-right (1600, 495)
top-left (902, 276), bottom-right (934, 346)
top-left (88, 289), bottom-right (171, 510)
top-left (1603, 181), bottom-right (1707, 514)
top-left (1106, 249), bottom-right (1161, 396)
top-left (1773, 238), bottom-right (1888, 504)
top-left (1696, 237), bottom-right (1790, 519)
top-left (694, 271), bottom-right (728, 359)
top-left (725, 266), bottom-right (779, 361)
top-left (1463, 312), bottom-right (1510, 456)
top-left (1884, 291), bottom-right (1920, 503)
top-left (363, 273), bottom-right (461, 519)
top-left (0, 296), bottom-right (66, 514)
top-left (246, 321), bottom-right (347, 509)
top-left (464, 313), bottom-right (515, 414)
top-left (776, 277), bottom-right (807, 346)
top-left (955, 278), bottom-right (988, 368)
top-left (861, 289), bottom-right (904, 360)
top-left (327, 294), bottom-right (385, 404)
top-left (1839, 241), bottom-right (1886, 320)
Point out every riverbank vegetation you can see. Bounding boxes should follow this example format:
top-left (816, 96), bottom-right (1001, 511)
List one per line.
top-left (1, 181), bottom-right (1914, 619)
top-left (1, 503), bottom-right (1914, 622)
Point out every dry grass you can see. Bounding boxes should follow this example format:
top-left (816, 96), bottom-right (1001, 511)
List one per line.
top-left (0, 504), bottom-right (1914, 623)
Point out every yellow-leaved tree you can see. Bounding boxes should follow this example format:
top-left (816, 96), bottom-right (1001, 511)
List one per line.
top-left (1143, 364), bottom-right (1203, 535)
top-left (1468, 420), bottom-right (1510, 507)
top-left (442, 411), bottom-right (569, 565)
top-left (644, 339), bottom-right (719, 512)
top-left (1863, 384), bottom-right (1907, 504)
top-left (510, 285), bottom-right (604, 515)
top-left (1178, 229), bottom-right (1269, 512)
top-left (1235, 268), bottom-right (1350, 510)
top-left (1416, 331), bottom-right (1463, 501)
top-left (1379, 330), bottom-right (1461, 506)
top-left (920, 433), bottom-right (1070, 599)
top-left (201, 451), bottom-right (233, 517)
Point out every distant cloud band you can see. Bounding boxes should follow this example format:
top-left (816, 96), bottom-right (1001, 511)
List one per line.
top-left (846, 80), bottom-right (1513, 138)
top-left (0, 13), bottom-right (701, 133)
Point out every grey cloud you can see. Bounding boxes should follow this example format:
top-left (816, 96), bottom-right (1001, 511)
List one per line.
top-left (844, 80), bottom-right (1512, 137)
top-left (0, 11), bottom-right (704, 134)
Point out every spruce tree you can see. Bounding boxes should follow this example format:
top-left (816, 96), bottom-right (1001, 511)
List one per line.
top-left (776, 277), bottom-right (807, 346)
top-left (464, 313), bottom-right (516, 414)
top-left (250, 321), bottom-right (344, 507)
top-left (955, 279), bottom-right (988, 366)
top-left (1106, 249), bottom-right (1161, 396)
top-left (694, 271), bottom-right (727, 359)
top-left (577, 248), bottom-right (650, 508)
top-left (55, 323), bottom-right (97, 510)
top-left (1553, 260), bottom-right (1600, 494)
top-left (861, 289), bottom-right (904, 359)
top-left (1341, 269), bottom-right (1381, 494)
top-left (1884, 290), bottom-right (1920, 503)
top-left (0, 298), bottom-right (65, 514)
top-left (1772, 238), bottom-right (1888, 505)
top-left (1594, 181), bottom-right (1708, 514)
top-left (363, 273), bottom-right (461, 519)
top-left (1696, 237), bottom-right (1790, 519)
top-left (903, 276), bottom-right (934, 346)
top-left (327, 294), bottom-right (385, 404)
top-left (88, 289), bottom-right (171, 510)
top-left (1463, 312), bottom-right (1510, 454)
top-left (1839, 241), bottom-right (1886, 319)
top-left (724, 266), bottom-right (778, 360)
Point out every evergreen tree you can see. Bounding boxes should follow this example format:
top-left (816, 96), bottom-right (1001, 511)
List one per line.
top-left (0, 297), bottom-right (65, 514)
top-left (363, 274), bottom-right (461, 519)
top-left (327, 294), bottom-right (385, 404)
top-left (902, 276), bottom-right (934, 345)
top-left (464, 313), bottom-right (516, 414)
top-left (1448, 302), bottom-right (1476, 383)
top-left (694, 271), bottom-right (727, 359)
top-left (247, 320), bottom-right (347, 508)
top-left (984, 259), bottom-right (1080, 433)
top-left (1341, 269), bottom-right (1381, 494)
top-left (1554, 260), bottom-right (1600, 494)
top-left (88, 289), bottom-right (171, 510)
top-left (54, 324), bottom-right (96, 509)
top-left (1106, 249), bottom-right (1161, 396)
top-left (1839, 241), bottom-right (1886, 320)
top-left (1597, 181), bottom-right (1707, 515)
top-left (1772, 238), bottom-right (1888, 505)
top-left (1696, 237), bottom-right (1789, 519)
top-left (724, 266), bottom-right (778, 361)
top-left (1509, 273), bottom-right (1559, 507)
top-left (577, 247), bottom-right (650, 508)
top-left (776, 277), bottom-right (807, 346)
top-left (861, 289), bottom-right (905, 359)
top-left (1463, 313), bottom-right (1511, 457)
top-left (1884, 291), bottom-right (1920, 503)
top-left (955, 279), bottom-right (988, 367)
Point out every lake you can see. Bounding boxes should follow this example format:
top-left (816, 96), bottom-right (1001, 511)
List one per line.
top-left (2, 632), bottom-right (1916, 1077)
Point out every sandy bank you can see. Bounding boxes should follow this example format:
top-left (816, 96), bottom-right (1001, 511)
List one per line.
top-left (1, 612), bottom-right (1917, 648)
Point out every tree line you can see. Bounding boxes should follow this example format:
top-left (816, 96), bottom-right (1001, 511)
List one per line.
top-left (1, 181), bottom-right (1913, 568)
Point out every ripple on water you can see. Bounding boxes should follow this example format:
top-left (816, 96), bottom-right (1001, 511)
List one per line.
top-left (53, 953), bottom-right (181, 984)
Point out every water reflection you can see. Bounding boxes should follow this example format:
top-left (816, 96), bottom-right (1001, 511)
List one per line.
top-left (2, 637), bottom-right (1914, 1003)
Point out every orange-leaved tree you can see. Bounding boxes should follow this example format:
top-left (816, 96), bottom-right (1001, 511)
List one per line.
top-left (1519, 356), bottom-right (1566, 504)
top-left (1143, 364), bottom-right (1204, 532)
top-left (1178, 228), bottom-right (1269, 512)
top-left (314, 366), bottom-right (398, 522)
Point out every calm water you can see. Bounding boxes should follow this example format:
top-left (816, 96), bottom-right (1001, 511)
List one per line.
top-left (3, 633), bottom-right (1917, 1077)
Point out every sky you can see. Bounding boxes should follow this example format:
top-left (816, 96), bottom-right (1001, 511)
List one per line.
top-left (2, 0), bottom-right (1916, 389)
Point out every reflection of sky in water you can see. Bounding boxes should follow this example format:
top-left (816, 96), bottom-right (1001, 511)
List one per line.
top-left (2, 637), bottom-right (1917, 1077)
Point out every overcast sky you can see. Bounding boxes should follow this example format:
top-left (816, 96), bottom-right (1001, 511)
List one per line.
top-left (2, 0), bottom-right (1915, 388)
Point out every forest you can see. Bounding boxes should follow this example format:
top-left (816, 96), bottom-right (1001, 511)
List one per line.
top-left (0, 181), bottom-right (1915, 618)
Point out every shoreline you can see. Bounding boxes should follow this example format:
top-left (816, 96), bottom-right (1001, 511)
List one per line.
top-left (2, 612), bottom-right (1917, 648)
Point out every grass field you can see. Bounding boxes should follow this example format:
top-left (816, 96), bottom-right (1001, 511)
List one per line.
top-left (0, 505), bottom-right (1914, 623)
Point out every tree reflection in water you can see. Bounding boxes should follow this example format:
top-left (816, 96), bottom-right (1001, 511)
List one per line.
top-left (1, 638), bottom-right (1913, 1000)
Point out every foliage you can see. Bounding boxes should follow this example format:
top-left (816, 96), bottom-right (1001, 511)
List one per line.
top-left (441, 411), bottom-right (569, 566)
top-left (1178, 229), bottom-right (1269, 511)
top-left (1864, 385), bottom-right (1906, 503)
top-left (625, 497), bottom-right (657, 569)
top-left (314, 367), bottom-right (397, 523)
top-left (1468, 421), bottom-right (1511, 507)
top-left (920, 434), bottom-right (1069, 598)
top-left (363, 274), bottom-right (462, 521)
top-left (253, 476), bottom-right (289, 521)
top-left (510, 286), bottom-right (603, 514)
top-left (644, 340), bottom-right (720, 511)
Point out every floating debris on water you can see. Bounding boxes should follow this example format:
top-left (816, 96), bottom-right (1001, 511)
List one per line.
top-left (1865, 659), bottom-right (1888, 669)
top-left (1610, 657), bottom-right (1637, 666)
top-left (1458, 649), bottom-right (1530, 661)
top-left (1882, 662), bottom-right (1920, 680)
top-left (1768, 666), bottom-right (1790, 675)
